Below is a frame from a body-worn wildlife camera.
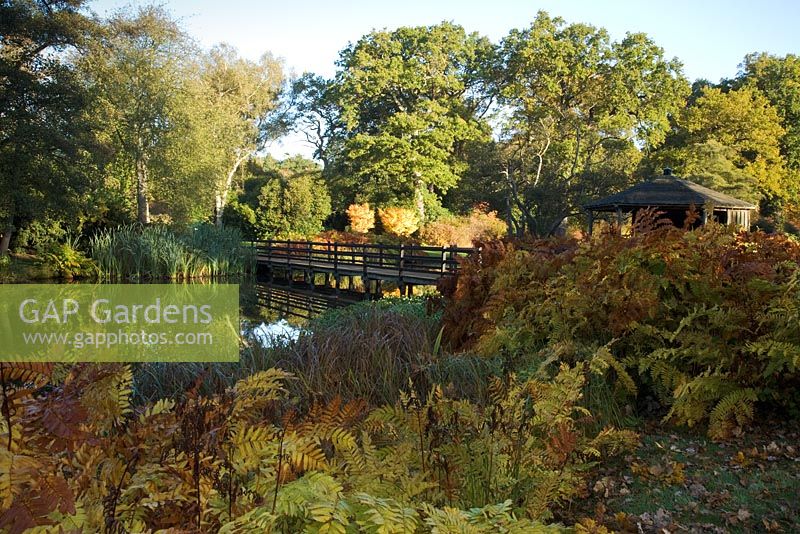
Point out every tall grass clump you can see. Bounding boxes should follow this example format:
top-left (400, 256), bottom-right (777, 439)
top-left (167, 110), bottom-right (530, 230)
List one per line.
top-left (270, 298), bottom-right (501, 405)
top-left (132, 298), bottom-right (500, 406)
top-left (90, 223), bottom-right (254, 280)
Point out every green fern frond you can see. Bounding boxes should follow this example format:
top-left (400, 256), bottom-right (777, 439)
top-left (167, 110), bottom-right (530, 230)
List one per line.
top-left (352, 492), bottom-right (419, 533)
top-left (709, 388), bottom-right (759, 440)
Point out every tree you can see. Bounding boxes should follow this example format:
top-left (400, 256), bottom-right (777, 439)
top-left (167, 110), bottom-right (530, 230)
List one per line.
top-left (290, 73), bottom-right (345, 171)
top-left (226, 157), bottom-right (331, 239)
top-left (310, 22), bottom-right (495, 220)
top-left (345, 203), bottom-right (375, 233)
top-left (649, 85), bottom-right (787, 206)
top-left (739, 53), bottom-right (800, 170)
top-left (496, 12), bottom-right (689, 236)
top-left (671, 140), bottom-right (761, 204)
top-left (736, 53), bottom-right (800, 219)
top-left (191, 45), bottom-right (284, 225)
top-left (154, 45), bottom-right (284, 224)
top-left (0, 0), bottom-right (95, 255)
top-left (442, 138), bottom-right (511, 231)
top-left (81, 5), bottom-right (189, 224)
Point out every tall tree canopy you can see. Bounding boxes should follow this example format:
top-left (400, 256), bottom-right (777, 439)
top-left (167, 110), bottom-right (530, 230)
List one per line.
top-left (0, 0), bottom-right (95, 254)
top-left (290, 73), bottom-right (345, 172)
top-left (496, 12), bottom-right (689, 236)
top-left (735, 53), bottom-right (800, 218)
top-left (7, 4), bottom-right (800, 250)
top-left (80, 5), bottom-right (189, 224)
top-left (161, 45), bottom-right (284, 223)
top-left (308, 22), bottom-right (495, 219)
top-left (648, 84), bottom-right (787, 207)
top-left (739, 53), bottom-right (800, 170)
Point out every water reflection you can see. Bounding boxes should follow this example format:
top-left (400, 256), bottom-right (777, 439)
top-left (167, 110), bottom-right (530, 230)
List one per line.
top-left (242, 278), bottom-right (367, 321)
top-left (240, 319), bottom-right (299, 348)
top-left (41, 277), bottom-right (365, 346)
top-left (239, 278), bottom-right (369, 345)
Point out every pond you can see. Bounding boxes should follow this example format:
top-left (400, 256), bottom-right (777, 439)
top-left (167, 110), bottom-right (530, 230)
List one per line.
top-left (16, 275), bottom-right (371, 348)
top-left (241, 276), bottom-right (373, 345)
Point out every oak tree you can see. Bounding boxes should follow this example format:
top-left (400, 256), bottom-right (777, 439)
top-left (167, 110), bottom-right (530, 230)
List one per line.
top-left (496, 12), bottom-right (688, 235)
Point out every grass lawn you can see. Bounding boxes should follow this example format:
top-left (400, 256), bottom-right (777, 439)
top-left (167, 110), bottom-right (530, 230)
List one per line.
top-left (570, 419), bottom-right (800, 532)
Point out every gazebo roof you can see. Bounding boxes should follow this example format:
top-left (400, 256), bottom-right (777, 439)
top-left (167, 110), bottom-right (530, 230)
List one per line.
top-left (584, 169), bottom-right (757, 212)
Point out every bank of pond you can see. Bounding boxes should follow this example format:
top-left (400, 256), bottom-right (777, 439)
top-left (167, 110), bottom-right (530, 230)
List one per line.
top-left (1, 223), bottom-right (255, 282)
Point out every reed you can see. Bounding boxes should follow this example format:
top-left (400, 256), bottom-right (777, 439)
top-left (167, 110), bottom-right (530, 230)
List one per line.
top-left (90, 224), bottom-right (255, 280)
top-left (132, 298), bottom-right (499, 406)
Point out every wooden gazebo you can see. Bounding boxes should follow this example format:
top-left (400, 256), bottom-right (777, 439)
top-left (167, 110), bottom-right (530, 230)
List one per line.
top-left (584, 168), bottom-right (756, 235)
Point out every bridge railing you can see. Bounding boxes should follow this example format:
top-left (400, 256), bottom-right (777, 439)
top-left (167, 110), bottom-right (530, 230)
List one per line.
top-left (253, 240), bottom-right (476, 276)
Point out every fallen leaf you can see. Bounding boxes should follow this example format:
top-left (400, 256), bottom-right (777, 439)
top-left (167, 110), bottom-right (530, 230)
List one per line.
top-left (649, 464), bottom-right (664, 477)
top-left (689, 482), bottom-right (708, 499)
top-left (737, 508), bottom-right (751, 522)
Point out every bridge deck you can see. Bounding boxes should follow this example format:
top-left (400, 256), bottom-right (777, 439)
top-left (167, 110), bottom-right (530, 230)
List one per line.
top-left (253, 240), bottom-right (476, 287)
top-left (256, 255), bottom-right (445, 284)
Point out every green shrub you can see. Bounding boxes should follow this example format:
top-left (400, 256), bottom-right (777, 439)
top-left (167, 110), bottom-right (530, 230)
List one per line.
top-left (15, 218), bottom-right (68, 254)
top-left (221, 199), bottom-right (258, 240)
top-left (253, 170), bottom-right (332, 239)
top-left (43, 236), bottom-right (98, 280)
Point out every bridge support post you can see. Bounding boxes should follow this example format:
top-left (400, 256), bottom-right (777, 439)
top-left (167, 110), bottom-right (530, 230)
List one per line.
top-left (370, 278), bottom-right (381, 300)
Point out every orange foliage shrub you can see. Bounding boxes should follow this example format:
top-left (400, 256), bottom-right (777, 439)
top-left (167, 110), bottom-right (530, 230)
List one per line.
top-left (0, 361), bottom-right (636, 531)
top-left (443, 211), bottom-right (800, 438)
top-left (346, 203), bottom-right (375, 233)
top-left (316, 230), bottom-right (373, 244)
top-left (420, 206), bottom-right (508, 247)
top-left (378, 206), bottom-right (419, 237)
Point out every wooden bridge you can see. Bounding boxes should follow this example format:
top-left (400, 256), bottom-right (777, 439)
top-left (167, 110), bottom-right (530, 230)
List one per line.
top-left (253, 240), bottom-right (476, 296)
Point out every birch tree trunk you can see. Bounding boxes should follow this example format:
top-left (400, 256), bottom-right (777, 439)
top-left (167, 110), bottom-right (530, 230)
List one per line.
top-left (414, 173), bottom-right (425, 222)
top-left (215, 153), bottom-right (249, 226)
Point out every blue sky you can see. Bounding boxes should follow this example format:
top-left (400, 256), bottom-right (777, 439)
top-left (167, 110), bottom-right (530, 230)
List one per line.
top-left (88, 0), bottom-right (800, 157)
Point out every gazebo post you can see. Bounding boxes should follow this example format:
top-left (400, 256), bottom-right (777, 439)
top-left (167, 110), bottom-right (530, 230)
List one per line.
top-left (616, 206), bottom-right (623, 228)
top-left (587, 210), bottom-right (594, 236)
